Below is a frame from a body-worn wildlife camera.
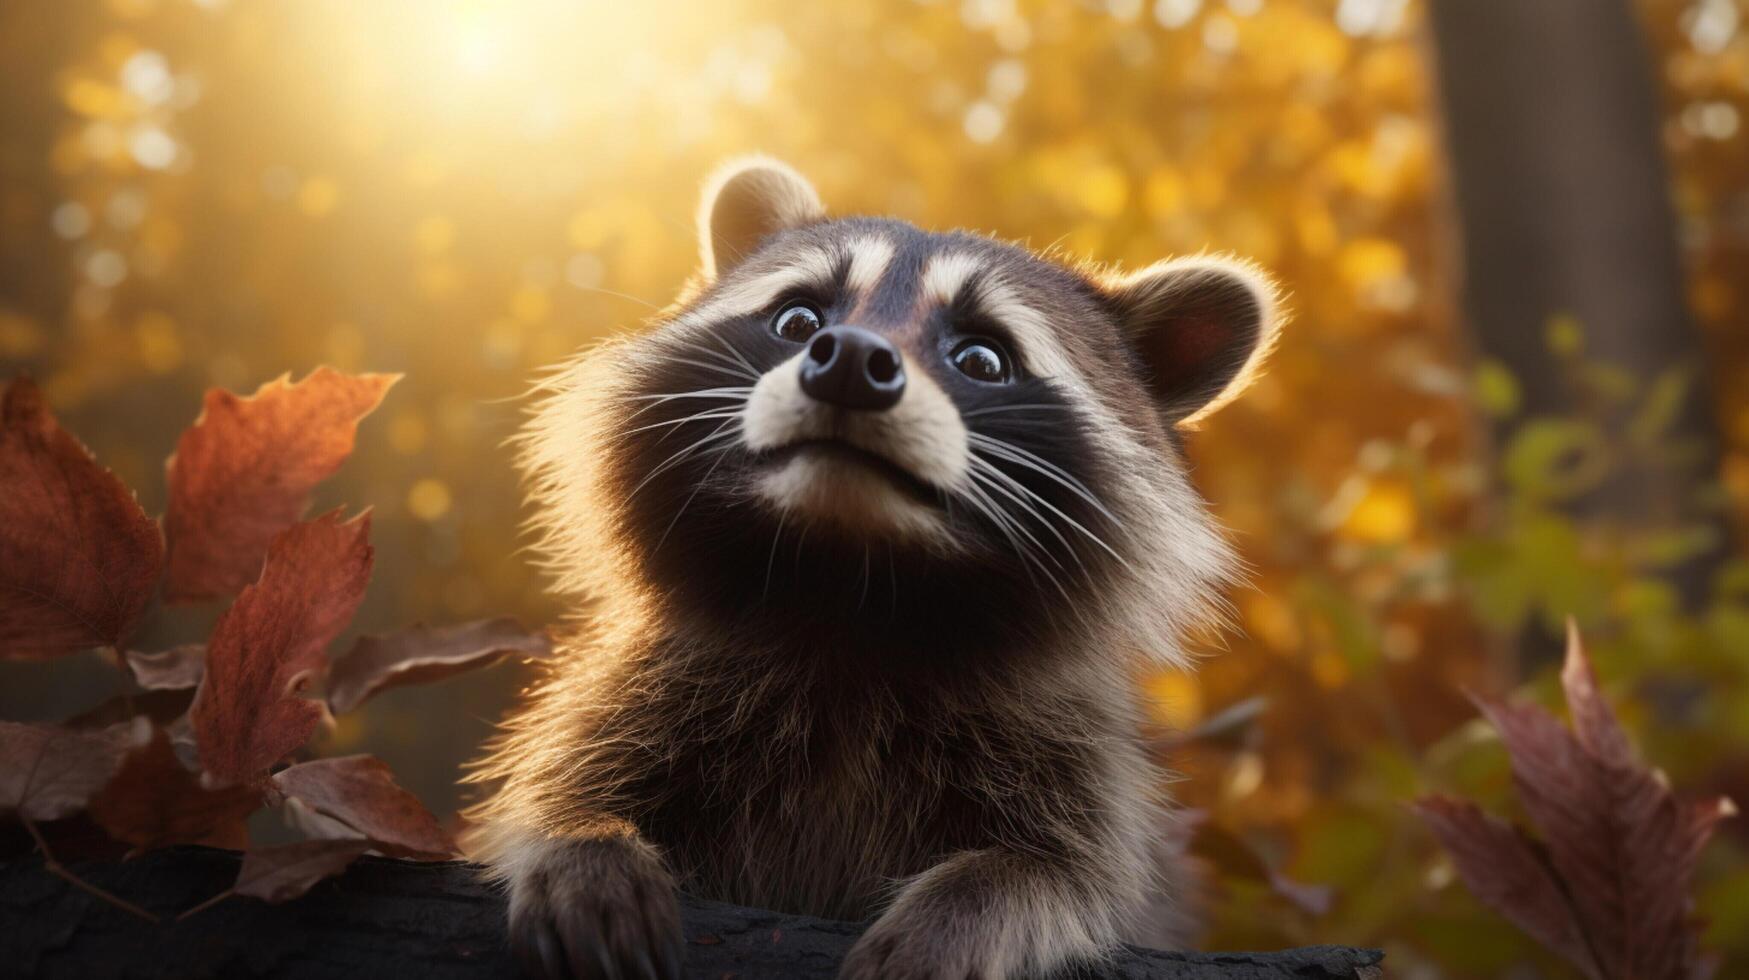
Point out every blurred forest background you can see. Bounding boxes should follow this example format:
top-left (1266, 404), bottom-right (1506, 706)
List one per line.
top-left (1, 0), bottom-right (1746, 975)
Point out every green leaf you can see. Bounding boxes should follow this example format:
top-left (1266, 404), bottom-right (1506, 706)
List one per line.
top-left (1544, 314), bottom-right (1584, 357)
top-left (1473, 360), bottom-right (1521, 419)
top-left (1627, 367), bottom-right (1691, 447)
top-left (1502, 419), bottom-right (1610, 502)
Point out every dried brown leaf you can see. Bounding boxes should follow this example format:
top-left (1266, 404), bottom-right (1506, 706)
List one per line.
top-left (125, 644), bottom-right (205, 691)
top-left (232, 838), bottom-right (374, 903)
top-left (1413, 796), bottom-right (1603, 979)
top-left (326, 617), bottom-right (551, 714)
top-left (162, 368), bottom-right (397, 602)
top-left (1184, 813), bottom-right (1332, 916)
top-left (1558, 618), bottom-right (1634, 768)
top-left (88, 729), bottom-right (261, 851)
top-left (65, 689), bottom-right (194, 731)
top-left (190, 510), bottom-right (373, 784)
top-left (0, 720), bottom-right (142, 821)
top-left (1431, 626), bottom-right (1734, 980)
top-left (0, 378), bottom-right (164, 659)
top-left (271, 755), bottom-right (456, 859)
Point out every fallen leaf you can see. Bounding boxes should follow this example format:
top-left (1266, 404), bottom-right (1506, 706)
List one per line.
top-left (0, 720), bottom-right (142, 821)
top-left (125, 645), bottom-right (205, 691)
top-left (1184, 812), bottom-right (1332, 916)
top-left (65, 688), bottom-right (195, 731)
top-left (232, 838), bottom-right (374, 903)
top-left (326, 618), bottom-right (551, 714)
top-left (0, 378), bottom-right (164, 659)
top-left (271, 755), bottom-right (456, 859)
top-left (162, 368), bottom-right (397, 602)
top-left (1412, 796), bottom-right (1603, 979)
top-left (88, 729), bottom-right (261, 851)
top-left (190, 511), bottom-right (374, 784)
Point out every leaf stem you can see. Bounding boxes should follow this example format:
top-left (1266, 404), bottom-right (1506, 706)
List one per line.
top-left (175, 887), bottom-right (235, 922)
top-left (21, 817), bottom-right (159, 923)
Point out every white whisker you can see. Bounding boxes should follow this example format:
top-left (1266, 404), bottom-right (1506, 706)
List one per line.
top-left (962, 404), bottom-right (1071, 419)
top-left (960, 479), bottom-right (1070, 603)
top-left (653, 436), bottom-right (736, 554)
top-left (967, 433), bottom-right (1123, 527)
top-left (628, 418), bottom-right (741, 498)
top-left (971, 455), bottom-right (1130, 570)
top-left (623, 408), bottom-right (746, 437)
top-left (969, 461), bottom-right (1088, 581)
top-left (663, 354), bottom-right (759, 383)
top-left (763, 510), bottom-right (789, 602)
top-left (706, 333), bottom-right (761, 377)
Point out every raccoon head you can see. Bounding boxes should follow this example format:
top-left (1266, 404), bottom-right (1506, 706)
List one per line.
top-left (523, 158), bottom-right (1281, 668)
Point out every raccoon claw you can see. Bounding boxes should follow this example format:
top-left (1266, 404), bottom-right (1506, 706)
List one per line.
top-left (508, 837), bottom-right (683, 980)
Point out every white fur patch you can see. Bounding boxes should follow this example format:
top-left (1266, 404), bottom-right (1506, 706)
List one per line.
top-left (679, 247), bottom-right (836, 330)
top-left (844, 235), bottom-right (896, 299)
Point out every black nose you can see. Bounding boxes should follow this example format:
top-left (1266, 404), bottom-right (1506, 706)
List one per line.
top-left (797, 325), bottom-right (906, 412)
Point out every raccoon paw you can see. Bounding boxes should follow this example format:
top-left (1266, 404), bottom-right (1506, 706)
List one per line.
top-left (837, 919), bottom-right (992, 980)
top-left (506, 836), bottom-right (683, 980)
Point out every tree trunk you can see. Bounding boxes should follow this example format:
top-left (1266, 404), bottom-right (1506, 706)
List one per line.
top-left (1425, 0), bottom-right (1729, 620)
top-left (0, 848), bottom-right (1382, 979)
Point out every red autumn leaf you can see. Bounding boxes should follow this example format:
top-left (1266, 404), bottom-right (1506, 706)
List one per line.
top-left (0, 719), bottom-right (142, 821)
top-left (0, 377), bottom-right (164, 659)
top-left (162, 367), bottom-right (397, 602)
top-left (190, 510), bottom-right (374, 785)
top-left (231, 838), bottom-right (374, 904)
top-left (125, 644), bottom-right (205, 691)
top-left (66, 688), bottom-right (194, 731)
top-left (271, 755), bottom-right (456, 859)
top-left (1412, 796), bottom-right (1603, 979)
top-left (1417, 622), bottom-right (1734, 980)
top-left (88, 728), bottom-right (262, 851)
top-left (326, 618), bottom-right (551, 715)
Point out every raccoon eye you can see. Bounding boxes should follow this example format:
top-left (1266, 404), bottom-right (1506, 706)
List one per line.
top-left (951, 339), bottom-right (1011, 384)
top-left (771, 301), bottom-right (824, 343)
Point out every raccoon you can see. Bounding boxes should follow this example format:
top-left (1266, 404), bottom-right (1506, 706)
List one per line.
top-left (465, 158), bottom-right (1282, 980)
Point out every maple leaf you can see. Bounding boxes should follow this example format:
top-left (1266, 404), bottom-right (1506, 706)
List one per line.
top-left (124, 644), bottom-right (205, 691)
top-left (271, 755), bottom-right (457, 859)
top-left (162, 368), bottom-right (397, 602)
top-left (88, 729), bottom-right (262, 851)
top-left (190, 510), bottom-right (374, 785)
top-left (1413, 796), bottom-right (1605, 978)
top-left (1416, 621), bottom-right (1735, 980)
top-left (326, 618), bottom-right (551, 715)
top-left (0, 378), bottom-right (164, 660)
top-left (231, 838), bottom-right (375, 903)
top-left (0, 720), bottom-right (143, 821)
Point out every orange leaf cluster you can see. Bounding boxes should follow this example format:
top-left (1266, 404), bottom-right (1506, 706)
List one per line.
top-left (0, 370), bottom-right (549, 915)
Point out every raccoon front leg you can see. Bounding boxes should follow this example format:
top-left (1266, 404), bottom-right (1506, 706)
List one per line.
top-left (838, 847), bottom-right (1132, 980)
top-left (498, 822), bottom-right (683, 980)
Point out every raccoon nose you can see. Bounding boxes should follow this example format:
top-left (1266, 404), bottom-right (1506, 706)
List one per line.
top-left (798, 326), bottom-right (906, 412)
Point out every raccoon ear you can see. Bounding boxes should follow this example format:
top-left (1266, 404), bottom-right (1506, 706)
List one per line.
top-left (1099, 256), bottom-right (1281, 427)
top-left (697, 157), bottom-right (825, 282)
